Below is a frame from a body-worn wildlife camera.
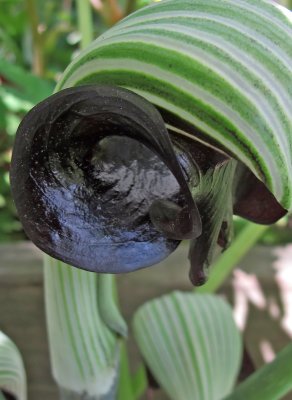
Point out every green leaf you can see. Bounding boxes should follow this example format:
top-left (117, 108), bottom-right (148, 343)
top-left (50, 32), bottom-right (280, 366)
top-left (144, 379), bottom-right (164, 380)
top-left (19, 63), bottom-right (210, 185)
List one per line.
top-left (0, 331), bottom-right (26, 400)
top-left (5, 113), bottom-right (21, 137)
top-left (131, 364), bottom-right (147, 399)
top-left (225, 343), bottom-right (292, 400)
top-left (44, 256), bottom-right (120, 398)
top-left (133, 292), bottom-right (242, 400)
top-left (0, 59), bottom-right (53, 104)
top-left (0, 87), bottom-right (33, 113)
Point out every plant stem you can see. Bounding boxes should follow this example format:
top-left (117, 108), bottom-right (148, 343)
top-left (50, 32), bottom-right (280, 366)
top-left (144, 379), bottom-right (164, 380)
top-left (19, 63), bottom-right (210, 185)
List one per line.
top-left (97, 274), bottom-right (128, 337)
top-left (224, 343), bottom-right (292, 400)
top-left (118, 343), bottom-right (134, 400)
top-left (104, 0), bottom-right (123, 25)
top-left (25, 0), bottom-right (44, 76)
top-left (132, 365), bottom-right (147, 399)
top-left (196, 222), bottom-right (268, 294)
top-left (125, 0), bottom-right (136, 16)
top-left (76, 0), bottom-right (94, 49)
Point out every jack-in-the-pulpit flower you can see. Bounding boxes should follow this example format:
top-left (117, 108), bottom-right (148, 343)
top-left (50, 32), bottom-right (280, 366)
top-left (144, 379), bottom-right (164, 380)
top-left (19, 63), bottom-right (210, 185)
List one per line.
top-left (10, 0), bottom-right (292, 285)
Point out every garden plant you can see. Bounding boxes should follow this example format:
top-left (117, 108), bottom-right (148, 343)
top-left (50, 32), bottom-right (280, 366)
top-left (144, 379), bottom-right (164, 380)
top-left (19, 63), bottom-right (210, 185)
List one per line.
top-left (1, 0), bottom-right (292, 399)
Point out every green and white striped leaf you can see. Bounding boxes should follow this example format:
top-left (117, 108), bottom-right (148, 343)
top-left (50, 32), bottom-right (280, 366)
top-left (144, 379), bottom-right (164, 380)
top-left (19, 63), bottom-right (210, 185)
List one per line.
top-left (0, 331), bottom-right (26, 400)
top-left (133, 292), bottom-right (242, 400)
top-left (44, 256), bottom-right (125, 399)
top-left (56, 0), bottom-right (292, 212)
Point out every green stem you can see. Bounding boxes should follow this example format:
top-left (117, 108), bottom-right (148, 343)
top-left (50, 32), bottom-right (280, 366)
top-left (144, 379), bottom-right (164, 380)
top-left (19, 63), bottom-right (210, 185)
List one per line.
top-left (76, 0), bottom-right (94, 49)
top-left (196, 222), bottom-right (268, 294)
top-left (132, 364), bottom-right (147, 399)
top-left (225, 343), bottom-right (292, 400)
top-left (118, 343), bottom-right (135, 400)
top-left (25, 0), bottom-right (44, 76)
top-left (97, 274), bottom-right (128, 337)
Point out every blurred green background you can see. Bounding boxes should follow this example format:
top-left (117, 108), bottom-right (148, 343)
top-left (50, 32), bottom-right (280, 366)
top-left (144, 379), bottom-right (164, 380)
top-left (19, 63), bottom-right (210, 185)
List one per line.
top-left (0, 0), bottom-right (291, 242)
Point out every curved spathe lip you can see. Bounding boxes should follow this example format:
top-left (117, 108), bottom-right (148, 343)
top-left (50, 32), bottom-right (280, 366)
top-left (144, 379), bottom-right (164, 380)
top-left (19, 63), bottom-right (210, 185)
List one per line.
top-left (10, 85), bottom-right (201, 275)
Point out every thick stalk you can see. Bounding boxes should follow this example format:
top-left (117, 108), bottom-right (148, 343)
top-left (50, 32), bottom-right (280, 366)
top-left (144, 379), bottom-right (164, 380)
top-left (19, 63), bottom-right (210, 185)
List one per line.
top-left (196, 222), bottom-right (268, 293)
top-left (76, 0), bottom-right (94, 49)
top-left (225, 343), bottom-right (292, 400)
top-left (44, 257), bottom-right (120, 400)
top-left (117, 343), bottom-right (134, 400)
top-left (24, 0), bottom-right (44, 76)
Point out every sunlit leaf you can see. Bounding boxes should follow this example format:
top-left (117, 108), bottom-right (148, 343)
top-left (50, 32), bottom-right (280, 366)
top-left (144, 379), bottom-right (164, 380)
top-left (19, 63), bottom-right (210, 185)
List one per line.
top-left (0, 88), bottom-right (33, 113)
top-left (0, 59), bottom-right (53, 104)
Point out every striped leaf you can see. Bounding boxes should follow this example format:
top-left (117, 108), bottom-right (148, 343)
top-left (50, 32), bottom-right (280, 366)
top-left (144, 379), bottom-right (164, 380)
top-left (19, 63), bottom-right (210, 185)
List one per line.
top-left (44, 256), bottom-right (125, 398)
top-left (133, 292), bottom-right (242, 400)
top-left (56, 0), bottom-right (292, 212)
top-left (0, 331), bottom-right (26, 400)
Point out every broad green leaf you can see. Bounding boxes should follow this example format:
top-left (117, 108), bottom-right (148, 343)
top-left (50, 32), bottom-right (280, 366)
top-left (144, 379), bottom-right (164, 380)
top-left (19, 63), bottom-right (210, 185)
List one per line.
top-left (56, 0), bottom-right (292, 212)
top-left (0, 87), bottom-right (33, 113)
top-left (0, 59), bottom-right (53, 104)
top-left (0, 331), bottom-right (26, 400)
top-left (225, 343), bottom-right (292, 400)
top-left (133, 292), bottom-right (242, 400)
top-left (44, 256), bottom-right (123, 398)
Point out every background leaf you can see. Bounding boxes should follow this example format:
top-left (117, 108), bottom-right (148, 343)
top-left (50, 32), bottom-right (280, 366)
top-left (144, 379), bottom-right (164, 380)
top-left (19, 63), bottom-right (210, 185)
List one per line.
top-left (0, 331), bottom-right (26, 400)
top-left (225, 343), bottom-right (292, 400)
top-left (133, 292), bottom-right (242, 400)
top-left (0, 59), bottom-right (53, 104)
